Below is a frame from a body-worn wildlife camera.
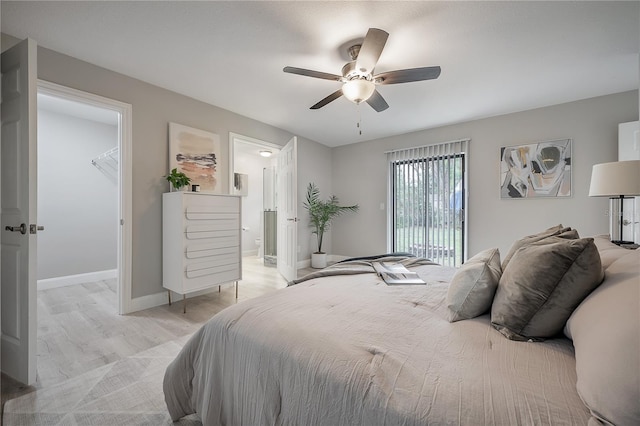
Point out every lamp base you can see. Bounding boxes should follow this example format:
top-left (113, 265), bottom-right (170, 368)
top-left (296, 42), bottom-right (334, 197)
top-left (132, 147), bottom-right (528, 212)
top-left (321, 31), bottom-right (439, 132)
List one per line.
top-left (611, 239), bottom-right (635, 246)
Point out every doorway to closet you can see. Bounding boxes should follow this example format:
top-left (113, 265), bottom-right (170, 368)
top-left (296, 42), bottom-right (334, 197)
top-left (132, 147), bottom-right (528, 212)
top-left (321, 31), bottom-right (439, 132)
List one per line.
top-left (34, 82), bottom-right (133, 387)
top-left (36, 81), bottom-right (132, 314)
top-left (37, 93), bottom-right (119, 290)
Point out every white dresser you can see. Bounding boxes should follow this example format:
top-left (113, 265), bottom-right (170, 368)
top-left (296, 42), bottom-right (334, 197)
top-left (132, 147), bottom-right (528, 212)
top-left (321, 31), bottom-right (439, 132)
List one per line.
top-left (163, 192), bottom-right (242, 310)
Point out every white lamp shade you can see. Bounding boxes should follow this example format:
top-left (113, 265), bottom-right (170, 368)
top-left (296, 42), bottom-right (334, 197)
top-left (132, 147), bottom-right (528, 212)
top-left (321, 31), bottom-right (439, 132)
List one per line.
top-left (589, 160), bottom-right (640, 197)
top-left (342, 79), bottom-right (375, 104)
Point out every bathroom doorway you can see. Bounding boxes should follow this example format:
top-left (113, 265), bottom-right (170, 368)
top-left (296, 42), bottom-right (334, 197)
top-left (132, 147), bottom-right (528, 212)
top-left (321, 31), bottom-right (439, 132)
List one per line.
top-left (229, 133), bottom-right (281, 270)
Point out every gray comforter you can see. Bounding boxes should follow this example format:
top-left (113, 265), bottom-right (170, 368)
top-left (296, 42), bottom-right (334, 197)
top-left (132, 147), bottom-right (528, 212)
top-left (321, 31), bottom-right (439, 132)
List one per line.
top-left (163, 262), bottom-right (590, 425)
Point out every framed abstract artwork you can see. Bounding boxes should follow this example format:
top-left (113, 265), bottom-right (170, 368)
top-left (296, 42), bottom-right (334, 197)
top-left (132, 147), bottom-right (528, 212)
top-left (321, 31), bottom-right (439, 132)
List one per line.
top-left (169, 123), bottom-right (220, 193)
top-left (500, 139), bottom-right (572, 199)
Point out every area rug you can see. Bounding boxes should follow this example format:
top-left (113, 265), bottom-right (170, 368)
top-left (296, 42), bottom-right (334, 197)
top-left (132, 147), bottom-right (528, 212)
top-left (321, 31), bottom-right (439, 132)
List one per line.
top-left (3, 334), bottom-right (200, 425)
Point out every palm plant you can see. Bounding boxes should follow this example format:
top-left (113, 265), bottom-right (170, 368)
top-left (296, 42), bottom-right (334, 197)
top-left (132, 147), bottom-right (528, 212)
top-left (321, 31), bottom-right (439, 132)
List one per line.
top-left (304, 183), bottom-right (359, 254)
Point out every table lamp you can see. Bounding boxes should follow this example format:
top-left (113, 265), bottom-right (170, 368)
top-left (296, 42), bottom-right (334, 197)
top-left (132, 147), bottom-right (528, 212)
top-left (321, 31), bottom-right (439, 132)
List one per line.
top-left (589, 160), bottom-right (640, 245)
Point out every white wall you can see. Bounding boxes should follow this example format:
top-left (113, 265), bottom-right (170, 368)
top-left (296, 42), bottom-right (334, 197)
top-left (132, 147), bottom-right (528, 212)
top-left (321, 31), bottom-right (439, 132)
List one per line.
top-left (37, 109), bottom-right (118, 279)
top-left (331, 91), bottom-right (639, 259)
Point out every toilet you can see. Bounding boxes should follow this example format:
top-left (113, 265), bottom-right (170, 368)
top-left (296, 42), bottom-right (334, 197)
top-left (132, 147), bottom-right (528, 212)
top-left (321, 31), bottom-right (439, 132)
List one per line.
top-left (255, 238), bottom-right (263, 258)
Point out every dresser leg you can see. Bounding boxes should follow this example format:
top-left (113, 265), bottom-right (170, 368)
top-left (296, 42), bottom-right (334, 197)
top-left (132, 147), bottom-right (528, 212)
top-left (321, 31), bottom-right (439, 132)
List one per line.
top-left (183, 294), bottom-right (186, 314)
top-left (168, 290), bottom-right (172, 306)
top-left (235, 281), bottom-right (238, 299)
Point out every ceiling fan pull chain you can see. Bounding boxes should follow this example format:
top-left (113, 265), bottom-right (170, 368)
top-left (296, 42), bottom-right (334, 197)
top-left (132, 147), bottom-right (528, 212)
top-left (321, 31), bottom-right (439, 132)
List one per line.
top-left (357, 105), bottom-right (363, 136)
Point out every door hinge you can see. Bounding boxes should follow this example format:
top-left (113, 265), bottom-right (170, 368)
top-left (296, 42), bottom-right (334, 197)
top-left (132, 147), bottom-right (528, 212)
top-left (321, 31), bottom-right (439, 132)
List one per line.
top-left (29, 224), bottom-right (44, 234)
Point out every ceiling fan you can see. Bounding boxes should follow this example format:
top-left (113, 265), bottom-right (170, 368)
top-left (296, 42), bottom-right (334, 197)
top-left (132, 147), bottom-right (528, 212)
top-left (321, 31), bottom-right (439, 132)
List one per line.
top-left (283, 28), bottom-right (441, 112)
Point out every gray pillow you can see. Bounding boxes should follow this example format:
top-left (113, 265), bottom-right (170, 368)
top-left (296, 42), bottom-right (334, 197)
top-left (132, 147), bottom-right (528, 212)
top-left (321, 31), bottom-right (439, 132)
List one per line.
top-left (501, 224), bottom-right (573, 270)
top-left (564, 250), bottom-right (639, 425)
top-left (446, 248), bottom-right (501, 322)
top-left (491, 237), bottom-right (604, 341)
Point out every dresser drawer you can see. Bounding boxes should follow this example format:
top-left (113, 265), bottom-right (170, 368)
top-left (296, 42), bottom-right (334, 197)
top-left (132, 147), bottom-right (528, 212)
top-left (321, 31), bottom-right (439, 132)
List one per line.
top-left (182, 268), bottom-right (241, 293)
top-left (184, 195), bottom-right (239, 213)
top-left (186, 243), bottom-right (239, 259)
top-left (186, 211), bottom-right (239, 221)
top-left (185, 226), bottom-right (239, 240)
top-left (185, 259), bottom-right (239, 279)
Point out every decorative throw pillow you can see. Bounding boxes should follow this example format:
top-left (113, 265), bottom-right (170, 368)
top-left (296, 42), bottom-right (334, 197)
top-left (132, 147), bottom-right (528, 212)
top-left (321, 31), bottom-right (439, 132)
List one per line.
top-left (564, 250), bottom-right (639, 425)
top-left (491, 237), bottom-right (603, 341)
top-left (446, 248), bottom-right (501, 322)
top-left (501, 224), bottom-right (573, 270)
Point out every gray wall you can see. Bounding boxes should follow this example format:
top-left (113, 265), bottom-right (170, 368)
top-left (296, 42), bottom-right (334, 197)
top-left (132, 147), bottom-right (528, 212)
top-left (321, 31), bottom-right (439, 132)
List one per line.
top-left (331, 91), bottom-right (639, 259)
top-left (37, 109), bottom-right (118, 279)
top-left (296, 137), bottom-right (333, 256)
top-left (4, 34), bottom-right (636, 298)
top-left (2, 34), bottom-right (330, 299)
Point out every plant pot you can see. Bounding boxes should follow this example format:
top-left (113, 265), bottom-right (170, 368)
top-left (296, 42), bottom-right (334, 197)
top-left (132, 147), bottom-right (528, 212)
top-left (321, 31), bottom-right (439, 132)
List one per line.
top-left (311, 252), bottom-right (327, 269)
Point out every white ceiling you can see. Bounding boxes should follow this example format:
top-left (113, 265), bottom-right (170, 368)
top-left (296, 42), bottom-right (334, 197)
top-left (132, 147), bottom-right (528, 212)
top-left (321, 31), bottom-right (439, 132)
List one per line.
top-left (38, 93), bottom-right (119, 126)
top-left (3, 1), bottom-right (638, 147)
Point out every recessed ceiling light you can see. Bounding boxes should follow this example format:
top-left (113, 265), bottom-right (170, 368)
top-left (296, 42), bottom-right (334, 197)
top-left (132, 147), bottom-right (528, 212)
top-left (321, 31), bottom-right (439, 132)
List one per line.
top-left (259, 150), bottom-right (272, 157)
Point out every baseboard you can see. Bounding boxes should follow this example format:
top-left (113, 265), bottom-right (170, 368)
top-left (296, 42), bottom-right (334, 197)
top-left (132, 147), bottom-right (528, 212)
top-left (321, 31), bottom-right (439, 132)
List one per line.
top-left (242, 248), bottom-right (259, 257)
top-left (297, 258), bottom-right (311, 269)
top-left (297, 254), bottom-right (349, 270)
top-left (128, 283), bottom-right (236, 313)
top-left (37, 269), bottom-right (118, 290)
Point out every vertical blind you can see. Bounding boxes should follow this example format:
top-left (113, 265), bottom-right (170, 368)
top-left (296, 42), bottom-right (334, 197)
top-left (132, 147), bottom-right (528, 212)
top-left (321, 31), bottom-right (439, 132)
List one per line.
top-left (387, 139), bottom-right (469, 267)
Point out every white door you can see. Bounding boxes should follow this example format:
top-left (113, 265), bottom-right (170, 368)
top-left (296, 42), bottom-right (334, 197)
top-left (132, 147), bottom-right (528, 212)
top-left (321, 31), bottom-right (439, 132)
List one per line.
top-left (1, 38), bottom-right (39, 384)
top-left (277, 137), bottom-right (297, 281)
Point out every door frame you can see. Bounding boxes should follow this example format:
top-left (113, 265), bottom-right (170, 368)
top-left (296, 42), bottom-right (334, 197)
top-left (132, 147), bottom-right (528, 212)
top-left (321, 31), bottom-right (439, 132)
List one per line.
top-left (37, 80), bottom-right (133, 314)
top-left (228, 132), bottom-right (282, 247)
top-left (228, 132), bottom-right (284, 271)
top-left (228, 132), bottom-right (282, 191)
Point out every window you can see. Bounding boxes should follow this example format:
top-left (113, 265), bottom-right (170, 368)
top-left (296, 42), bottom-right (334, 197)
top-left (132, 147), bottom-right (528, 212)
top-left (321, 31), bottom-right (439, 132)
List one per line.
top-left (388, 140), bottom-right (468, 267)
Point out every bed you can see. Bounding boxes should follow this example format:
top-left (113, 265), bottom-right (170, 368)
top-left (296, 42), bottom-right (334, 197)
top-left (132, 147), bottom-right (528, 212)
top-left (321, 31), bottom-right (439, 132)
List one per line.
top-left (164, 232), bottom-right (639, 426)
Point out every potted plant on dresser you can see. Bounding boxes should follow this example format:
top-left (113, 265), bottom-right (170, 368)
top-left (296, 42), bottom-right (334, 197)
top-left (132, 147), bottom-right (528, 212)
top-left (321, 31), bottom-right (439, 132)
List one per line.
top-left (303, 182), bottom-right (359, 269)
top-left (165, 168), bottom-right (191, 192)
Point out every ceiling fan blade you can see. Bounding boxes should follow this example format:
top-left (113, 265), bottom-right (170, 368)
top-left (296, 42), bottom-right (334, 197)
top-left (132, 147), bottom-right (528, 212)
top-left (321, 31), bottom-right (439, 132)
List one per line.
top-left (366, 89), bottom-right (389, 112)
top-left (375, 66), bottom-right (441, 85)
top-left (310, 89), bottom-right (343, 109)
top-left (283, 66), bottom-right (343, 81)
top-left (355, 28), bottom-right (389, 74)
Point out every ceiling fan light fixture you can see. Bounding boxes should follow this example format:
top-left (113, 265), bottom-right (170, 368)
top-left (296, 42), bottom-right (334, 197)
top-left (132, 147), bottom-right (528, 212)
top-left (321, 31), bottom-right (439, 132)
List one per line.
top-left (283, 28), bottom-right (440, 112)
top-left (342, 79), bottom-right (375, 104)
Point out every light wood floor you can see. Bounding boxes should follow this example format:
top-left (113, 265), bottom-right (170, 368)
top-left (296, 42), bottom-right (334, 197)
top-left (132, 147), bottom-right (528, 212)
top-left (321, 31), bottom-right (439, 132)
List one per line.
top-left (1, 257), bottom-right (315, 414)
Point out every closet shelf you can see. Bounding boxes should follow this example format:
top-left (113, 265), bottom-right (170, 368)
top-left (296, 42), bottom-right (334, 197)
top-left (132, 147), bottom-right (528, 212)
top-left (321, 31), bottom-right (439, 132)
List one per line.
top-left (91, 146), bottom-right (118, 181)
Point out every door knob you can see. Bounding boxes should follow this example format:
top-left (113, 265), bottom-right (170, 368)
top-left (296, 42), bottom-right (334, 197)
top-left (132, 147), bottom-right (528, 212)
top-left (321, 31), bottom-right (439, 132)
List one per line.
top-left (5, 223), bottom-right (26, 235)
